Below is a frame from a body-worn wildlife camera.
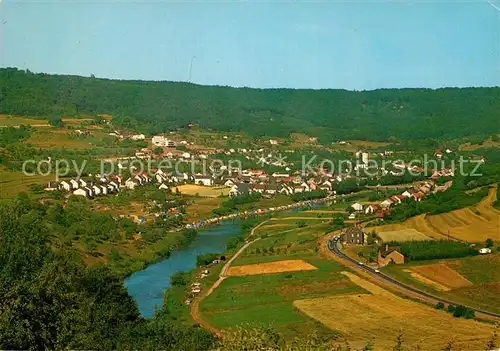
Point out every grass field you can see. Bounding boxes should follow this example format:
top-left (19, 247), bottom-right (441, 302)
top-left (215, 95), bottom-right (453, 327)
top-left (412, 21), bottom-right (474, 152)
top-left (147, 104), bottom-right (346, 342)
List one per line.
top-left (227, 259), bottom-right (317, 276)
top-left (0, 166), bottom-right (55, 199)
top-left (184, 197), bottom-right (223, 222)
top-left (175, 184), bottom-right (230, 197)
top-left (371, 187), bottom-right (500, 243)
top-left (24, 129), bottom-right (109, 150)
top-left (0, 114), bottom-right (49, 127)
top-left (294, 271), bottom-right (495, 350)
top-left (377, 228), bottom-right (431, 242)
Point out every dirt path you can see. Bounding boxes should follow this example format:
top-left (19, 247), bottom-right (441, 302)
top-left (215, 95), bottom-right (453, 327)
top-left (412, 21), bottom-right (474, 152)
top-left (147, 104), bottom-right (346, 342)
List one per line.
top-left (190, 220), bottom-right (268, 335)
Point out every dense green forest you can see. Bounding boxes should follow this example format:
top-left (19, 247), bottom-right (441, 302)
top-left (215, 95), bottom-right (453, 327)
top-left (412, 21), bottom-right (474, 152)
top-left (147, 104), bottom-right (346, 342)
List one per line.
top-left (1, 68), bottom-right (500, 141)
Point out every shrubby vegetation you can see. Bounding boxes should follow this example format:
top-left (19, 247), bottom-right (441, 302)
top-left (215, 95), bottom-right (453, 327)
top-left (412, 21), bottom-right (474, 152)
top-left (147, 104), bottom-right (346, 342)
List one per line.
top-left (0, 195), bottom-right (215, 349)
top-left (2, 68), bottom-right (500, 141)
top-left (390, 240), bottom-right (477, 261)
top-left (197, 253), bottom-right (220, 266)
top-left (0, 125), bottom-right (31, 147)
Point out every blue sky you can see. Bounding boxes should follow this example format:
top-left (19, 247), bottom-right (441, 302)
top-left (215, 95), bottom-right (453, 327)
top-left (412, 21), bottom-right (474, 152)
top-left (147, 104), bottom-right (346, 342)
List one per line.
top-left (1, 1), bottom-right (499, 90)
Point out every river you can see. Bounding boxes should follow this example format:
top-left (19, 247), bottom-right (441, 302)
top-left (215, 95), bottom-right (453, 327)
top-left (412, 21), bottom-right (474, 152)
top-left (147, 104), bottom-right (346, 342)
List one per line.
top-left (124, 201), bottom-right (332, 317)
top-left (124, 220), bottom-right (242, 317)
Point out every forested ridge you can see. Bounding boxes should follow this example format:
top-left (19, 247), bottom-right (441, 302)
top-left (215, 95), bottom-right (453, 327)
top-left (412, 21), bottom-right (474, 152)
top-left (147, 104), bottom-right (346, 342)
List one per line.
top-left (1, 67), bottom-right (500, 141)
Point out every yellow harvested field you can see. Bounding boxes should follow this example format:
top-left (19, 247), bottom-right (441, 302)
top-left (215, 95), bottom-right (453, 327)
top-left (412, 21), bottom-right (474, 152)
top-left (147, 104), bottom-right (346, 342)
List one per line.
top-left (404, 269), bottom-right (450, 291)
top-left (377, 228), bottom-right (430, 242)
top-left (372, 187), bottom-right (500, 243)
top-left (294, 272), bottom-right (494, 350)
top-left (175, 184), bottom-right (230, 197)
top-left (371, 214), bottom-right (447, 240)
top-left (61, 117), bottom-right (95, 124)
top-left (411, 264), bottom-right (472, 290)
top-left (227, 259), bottom-right (317, 276)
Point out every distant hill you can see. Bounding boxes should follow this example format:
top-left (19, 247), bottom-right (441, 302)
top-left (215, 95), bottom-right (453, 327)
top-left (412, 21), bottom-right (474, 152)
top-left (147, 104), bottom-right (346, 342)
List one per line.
top-left (1, 67), bottom-right (499, 142)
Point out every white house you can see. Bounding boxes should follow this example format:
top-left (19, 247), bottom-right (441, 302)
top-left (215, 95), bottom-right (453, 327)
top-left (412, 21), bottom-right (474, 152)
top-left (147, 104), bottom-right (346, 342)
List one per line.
top-left (158, 183), bottom-right (169, 190)
top-left (69, 179), bottom-right (80, 190)
top-left (194, 176), bottom-right (214, 186)
top-left (73, 188), bottom-right (89, 197)
top-left (152, 135), bottom-right (166, 146)
top-left (348, 213), bottom-right (356, 220)
top-left (380, 199), bottom-right (393, 209)
top-left (60, 181), bottom-right (72, 192)
top-left (269, 139), bottom-right (278, 145)
top-left (125, 178), bottom-right (138, 190)
top-left (278, 184), bottom-right (293, 195)
top-left (224, 179), bottom-right (235, 187)
top-left (351, 203), bottom-right (363, 212)
top-left (401, 190), bottom-right (412, 198)
top-left (131, 134), bottom-right (145, 141)
top-left (84, 187), bottom-right (93, 196)
top-left (479, 248), bottom-right (492, 255)
top-left (181, 152), bottom-right (191, 159)
top-left (100, 185), bottom-right (108, 195)
top-left (92, 185), bottom-right (102, 196)
top-left (78, 179), bottom-right (87, 188)
top-left (365, 204), bottom-right (380, 215)
top-left (299, 182), bottom-right (310, 192)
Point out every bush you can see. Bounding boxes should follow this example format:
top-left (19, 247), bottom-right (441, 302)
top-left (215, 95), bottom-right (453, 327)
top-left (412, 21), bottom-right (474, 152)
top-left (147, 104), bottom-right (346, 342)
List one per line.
top-left (447, 305), bottom-right (456, 313)
top-left (170, 271), bottom-right (189, 286)
top-left (226, 236), bottom-right (244, 250)
top-left (435, 302), bottom-right (445, 310)
top-left (196, 253), bottom-right (219, 266)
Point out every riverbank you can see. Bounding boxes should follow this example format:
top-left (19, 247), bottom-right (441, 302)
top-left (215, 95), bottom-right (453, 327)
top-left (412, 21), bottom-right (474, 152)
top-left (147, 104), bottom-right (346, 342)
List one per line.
top-left (124, 195), bottom-right (335, 316)
top-left (184, 195), bottom-right (336, 230)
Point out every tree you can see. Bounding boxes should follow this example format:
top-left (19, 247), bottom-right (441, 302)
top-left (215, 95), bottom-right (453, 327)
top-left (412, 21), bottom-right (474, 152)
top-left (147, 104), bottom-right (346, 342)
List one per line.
top-left (170, 271), bottom-right (189, 286)
top-left (48, 115), bottom-right (64, 127)
top-left (153, 146), bottom-right (163, 155)
top-left (332, 213), bottom-right (345, 226)
top-left (435, 302), bottom-right (445, 310)
top-left (485, 238), bottom-right (494, 248)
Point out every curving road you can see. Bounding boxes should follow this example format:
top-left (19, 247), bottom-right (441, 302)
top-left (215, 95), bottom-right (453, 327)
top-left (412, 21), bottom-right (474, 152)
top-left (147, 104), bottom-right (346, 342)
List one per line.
top-left (327, 235), bottom-right (500, 321)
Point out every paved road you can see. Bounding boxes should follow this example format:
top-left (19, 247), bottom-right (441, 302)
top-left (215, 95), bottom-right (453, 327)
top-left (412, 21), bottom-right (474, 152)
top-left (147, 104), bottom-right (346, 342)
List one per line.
top-left (327, 235), bottom-right (500, 321)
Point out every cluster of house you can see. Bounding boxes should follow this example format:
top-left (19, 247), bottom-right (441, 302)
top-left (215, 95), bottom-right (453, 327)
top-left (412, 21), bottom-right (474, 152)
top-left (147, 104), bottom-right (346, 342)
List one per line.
top-left (348, 181), bottom-right (442, 220)
top-left (342, 227), bottom-right (406, 267)
top-left (222, 169), bottom-right (341, 197)
top-left (44, 172), bottom-right (156, 198)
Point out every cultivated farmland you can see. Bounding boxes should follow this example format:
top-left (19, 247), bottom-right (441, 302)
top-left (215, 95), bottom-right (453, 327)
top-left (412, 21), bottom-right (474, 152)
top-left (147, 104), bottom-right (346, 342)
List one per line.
top-left (372, 186), bottom-right (500, 243)
top-left (377, 228), bottom-right (431, 242)
top-left (294, 272), bottom-right (495, 350)
top-left (175, 184), bottom-right (230, 197)
top-left (410, 264), bottom-right (472, 289)
top-left (226, 259), bottom-right (317, 276)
